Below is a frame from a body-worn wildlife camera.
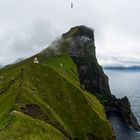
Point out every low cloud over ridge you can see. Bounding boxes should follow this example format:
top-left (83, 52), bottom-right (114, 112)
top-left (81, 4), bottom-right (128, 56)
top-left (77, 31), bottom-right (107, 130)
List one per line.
top-left (0, 0), bottom-right (140, 66)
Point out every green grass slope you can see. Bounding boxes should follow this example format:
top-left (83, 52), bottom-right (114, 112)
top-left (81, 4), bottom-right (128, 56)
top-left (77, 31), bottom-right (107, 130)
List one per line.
top-left (0, 54), bottom-right (114, 140)
top-left (0, 111), bottom-right (67, 140)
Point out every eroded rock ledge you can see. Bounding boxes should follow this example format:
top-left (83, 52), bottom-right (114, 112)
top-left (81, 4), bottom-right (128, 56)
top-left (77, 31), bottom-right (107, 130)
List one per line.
top-left (63, 25), bottom-right (140, 131)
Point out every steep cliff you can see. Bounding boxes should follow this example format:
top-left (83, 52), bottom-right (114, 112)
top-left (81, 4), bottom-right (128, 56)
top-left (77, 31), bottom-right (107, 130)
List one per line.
top-left (61, 25), bottom-right (140, 131)
top-left (0, 27), bottom-right (115, 139)
top-left (63, 26), bottom-right (111, 96)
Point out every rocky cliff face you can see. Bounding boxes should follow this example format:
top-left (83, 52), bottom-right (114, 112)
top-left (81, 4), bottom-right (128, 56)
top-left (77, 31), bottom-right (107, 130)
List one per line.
top-left (62, 25), bottom-right (140, 131)
top-left (63, 26), bottom-right (111, 96)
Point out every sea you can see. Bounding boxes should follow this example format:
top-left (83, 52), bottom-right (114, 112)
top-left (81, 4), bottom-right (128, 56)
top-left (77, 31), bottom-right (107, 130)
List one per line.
top-left (105, 70), bottom-right (140, 140)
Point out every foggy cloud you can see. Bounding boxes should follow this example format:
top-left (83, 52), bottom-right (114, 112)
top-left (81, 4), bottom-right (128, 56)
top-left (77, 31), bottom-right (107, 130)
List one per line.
top-left (0, 0), bottom-right (140, 66)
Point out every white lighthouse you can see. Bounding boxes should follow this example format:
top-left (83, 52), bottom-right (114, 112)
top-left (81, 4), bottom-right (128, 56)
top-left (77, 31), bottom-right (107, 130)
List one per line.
top-left (34, 57), bottom-right (39, 64)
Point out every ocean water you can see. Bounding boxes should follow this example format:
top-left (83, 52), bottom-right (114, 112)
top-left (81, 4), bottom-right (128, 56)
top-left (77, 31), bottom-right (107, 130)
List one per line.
top-left (105, 70), bottom-right (140, 140)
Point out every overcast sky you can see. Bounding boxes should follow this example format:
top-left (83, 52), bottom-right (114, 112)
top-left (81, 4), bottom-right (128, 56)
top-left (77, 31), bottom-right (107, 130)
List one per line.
top-left (0, 0), bottom-right (140, 66)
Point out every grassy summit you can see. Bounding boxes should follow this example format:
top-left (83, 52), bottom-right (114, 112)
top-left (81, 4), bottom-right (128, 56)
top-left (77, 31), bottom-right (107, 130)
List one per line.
top-left (0, 27), bottom-right (114, 140)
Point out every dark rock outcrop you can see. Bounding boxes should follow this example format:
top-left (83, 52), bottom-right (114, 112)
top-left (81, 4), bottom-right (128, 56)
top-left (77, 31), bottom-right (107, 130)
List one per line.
top-left (116, 96), bottom-right (140, 130)
top-left (63, 25), bottom-right (111, 96)
top-left (62, 25), bottom-right (140, 131)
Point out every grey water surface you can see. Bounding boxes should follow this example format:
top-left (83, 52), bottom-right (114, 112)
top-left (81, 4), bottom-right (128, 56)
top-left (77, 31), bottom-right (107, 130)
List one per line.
top-left (105, 70), bottom-right (140, 140)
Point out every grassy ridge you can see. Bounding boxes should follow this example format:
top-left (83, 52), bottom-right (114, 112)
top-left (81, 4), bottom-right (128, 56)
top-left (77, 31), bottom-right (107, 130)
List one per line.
top-left (0, 54), bottom-right (113, 140)
top-left (0, 111), bottom-right (67, 140)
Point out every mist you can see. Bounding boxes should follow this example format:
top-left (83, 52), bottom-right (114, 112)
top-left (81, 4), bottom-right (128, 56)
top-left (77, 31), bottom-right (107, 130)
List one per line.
top-left (0, 0), bottom-right (140, 66)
